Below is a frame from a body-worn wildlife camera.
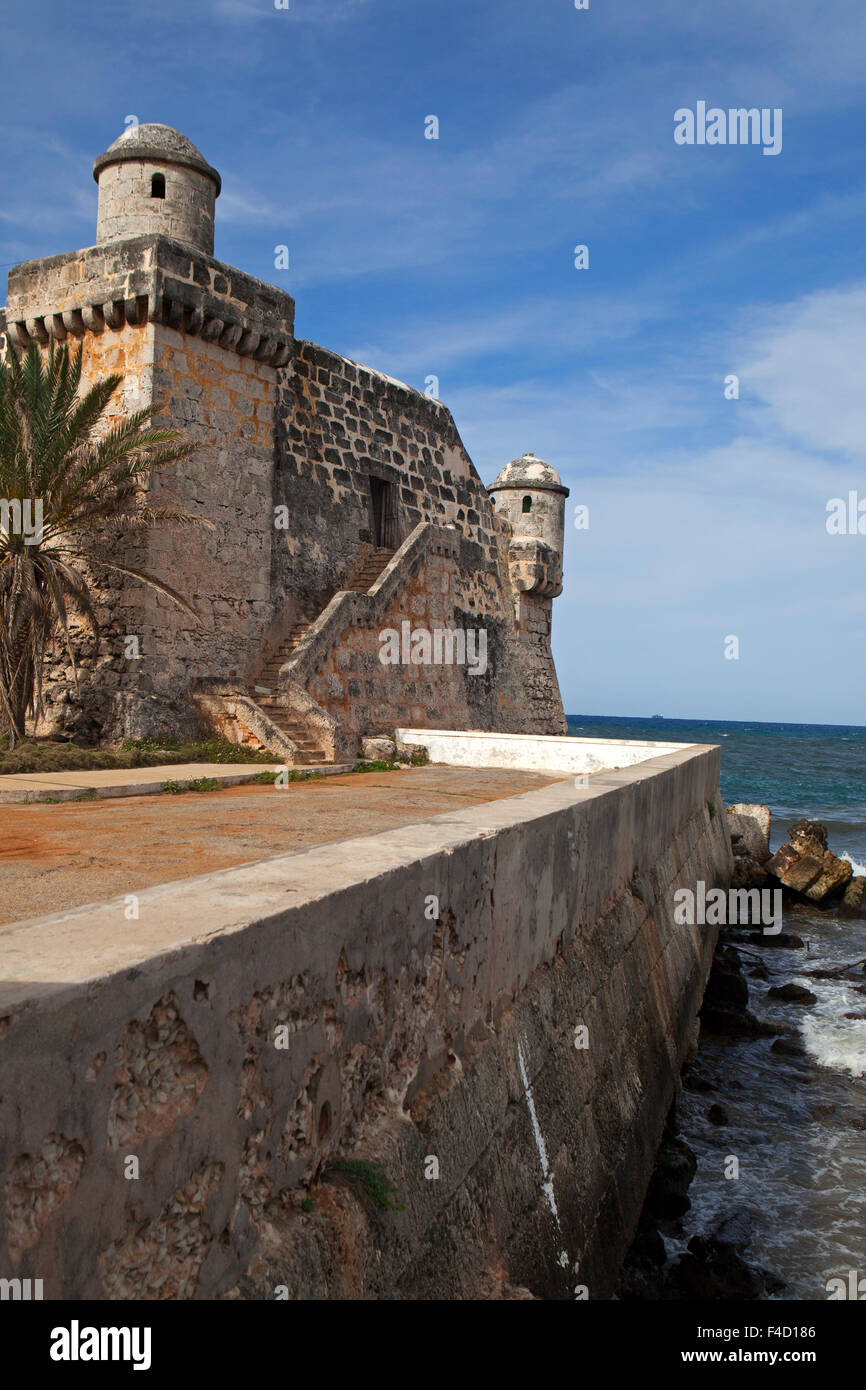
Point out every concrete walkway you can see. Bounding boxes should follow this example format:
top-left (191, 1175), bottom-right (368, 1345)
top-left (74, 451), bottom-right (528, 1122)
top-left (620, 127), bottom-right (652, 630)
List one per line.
top-left (0, 761), bottom-right (354, 804)
top-left (0, 765), bottom-right (563, 929)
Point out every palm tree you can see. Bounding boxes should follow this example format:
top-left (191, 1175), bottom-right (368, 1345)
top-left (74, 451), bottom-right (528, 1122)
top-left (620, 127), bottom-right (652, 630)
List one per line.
top-left (0, 337), bottom-right (208, 746)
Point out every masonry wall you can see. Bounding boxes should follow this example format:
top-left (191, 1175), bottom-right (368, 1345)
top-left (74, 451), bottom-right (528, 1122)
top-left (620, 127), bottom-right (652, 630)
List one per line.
top-left (36, 323), bottom-right (155, 741)
top-left (273, 342), bottom-right (566, 735)
top-left (2, 236), bottom-right (567, 745)
top-left (143, 324), bottom-right (277, 690)
top-left (309, 548), bottom-right (519, 737)
top-left (26, 322), bottom-right (278, 742)
top-left (0, 746), bottom-right (731, 1300)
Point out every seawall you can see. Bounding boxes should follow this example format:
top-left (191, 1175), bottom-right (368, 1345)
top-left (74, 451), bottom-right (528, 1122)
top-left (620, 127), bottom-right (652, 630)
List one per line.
top-left (0, 744), bottom-right (731, 1299)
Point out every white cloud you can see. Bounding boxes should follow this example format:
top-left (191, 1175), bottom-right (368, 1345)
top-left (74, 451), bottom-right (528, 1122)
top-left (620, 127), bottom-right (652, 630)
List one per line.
top-left (738, 284), bottom-right (866, 459)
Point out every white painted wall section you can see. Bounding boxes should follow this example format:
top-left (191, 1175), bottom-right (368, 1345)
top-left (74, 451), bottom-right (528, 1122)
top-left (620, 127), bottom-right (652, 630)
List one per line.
top-left (395, 728), bottom-right (692, 775)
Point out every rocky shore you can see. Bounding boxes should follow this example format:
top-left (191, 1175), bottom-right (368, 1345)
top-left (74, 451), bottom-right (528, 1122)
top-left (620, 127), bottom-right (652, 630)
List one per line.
top-left (729, 804), bottom-right (865, 914)
top-left (617, 803), bottom-right (866, 1300)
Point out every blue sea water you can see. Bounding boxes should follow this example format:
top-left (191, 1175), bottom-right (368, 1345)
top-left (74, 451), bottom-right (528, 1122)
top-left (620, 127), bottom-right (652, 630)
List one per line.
top-left (567, 714), bottom-right (866, 1299)
top-left (566, 714), bottom-right (866, 866)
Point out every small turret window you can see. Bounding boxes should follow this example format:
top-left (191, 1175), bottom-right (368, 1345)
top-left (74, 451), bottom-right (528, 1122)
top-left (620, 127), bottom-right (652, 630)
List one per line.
top-left (522, 495), bottom-right (532, 513)
top-left (151, 173), bottom-right (166, 199)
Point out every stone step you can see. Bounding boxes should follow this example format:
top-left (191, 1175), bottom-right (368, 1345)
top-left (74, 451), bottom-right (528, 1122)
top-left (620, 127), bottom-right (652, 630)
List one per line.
top-left (345, 549), bottom-right (395, 590)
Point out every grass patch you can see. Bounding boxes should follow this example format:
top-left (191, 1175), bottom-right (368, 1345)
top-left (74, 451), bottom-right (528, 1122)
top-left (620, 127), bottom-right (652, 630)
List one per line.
top-left (160, 780), bottom-right (186, 795)
top-left (73, 788), bottom-right (97, 802)
top-left (0, 734), bottom-right (275, 778)
top-left (352, 753), bottom-right (427, 773)
top-left (323, 1159), bottom-right (404, 1212)
top-left (250, 767), bottom-right (280, 789)
top-left (187, 777), bottom-right (221, 793)
top-left (300, 1197), bottom-right (314, 1214)
top-left (708, 800), bottom-right (716, 820)
top-left (253, 768), bottom-right (325, 786)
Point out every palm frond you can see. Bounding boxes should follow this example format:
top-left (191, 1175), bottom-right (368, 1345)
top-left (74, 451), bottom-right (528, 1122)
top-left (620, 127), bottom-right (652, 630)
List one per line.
top-left (0, 336), bottom-right (204, 740)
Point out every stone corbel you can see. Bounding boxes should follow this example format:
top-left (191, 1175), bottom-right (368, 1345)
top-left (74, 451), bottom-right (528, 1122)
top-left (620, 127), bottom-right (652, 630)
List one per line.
top-left (61, 308), bottom-right (85, 336)
top-left (237, 329), bottom-right (261, 357)
top-left (81, 304), bottom-right (105, 334)
top-left (219, 322), bottom-right (243, 351)
top-left (103, 300), bottom-right (125, 330)
top-left (201, 316), bottom-right (224, 342)
top-left (164, 299), bottom-right (185, 330)
top-left (26, 316), bottom-right (49, 343)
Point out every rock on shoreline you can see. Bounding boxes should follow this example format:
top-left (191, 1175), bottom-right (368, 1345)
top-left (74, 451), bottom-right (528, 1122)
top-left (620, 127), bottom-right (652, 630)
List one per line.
top-left (727, 805), bottom-right (863, 913)
top-left (766, 819), bottom-right (854, 905)
top-left (727, 803), bottom-right (772, 889)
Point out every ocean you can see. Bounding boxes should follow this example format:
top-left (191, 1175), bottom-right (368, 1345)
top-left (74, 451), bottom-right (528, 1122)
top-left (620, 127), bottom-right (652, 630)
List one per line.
top-left (567, 714), bottom-right (866, 1299)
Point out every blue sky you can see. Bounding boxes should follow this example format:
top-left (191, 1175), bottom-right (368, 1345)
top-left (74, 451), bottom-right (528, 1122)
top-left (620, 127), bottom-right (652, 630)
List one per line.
top-left (2, 0), bottom-right (865, 724)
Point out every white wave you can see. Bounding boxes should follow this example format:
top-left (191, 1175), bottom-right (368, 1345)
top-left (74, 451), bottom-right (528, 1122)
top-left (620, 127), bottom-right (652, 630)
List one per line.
top-left (842, 852), bottom-right (866, 877)
top-left (802, 1016), bottom-right (866, 1078)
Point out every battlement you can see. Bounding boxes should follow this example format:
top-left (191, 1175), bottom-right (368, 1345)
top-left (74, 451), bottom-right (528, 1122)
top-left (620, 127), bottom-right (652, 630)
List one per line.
top-left (2, 235), bottom-right (294, 367)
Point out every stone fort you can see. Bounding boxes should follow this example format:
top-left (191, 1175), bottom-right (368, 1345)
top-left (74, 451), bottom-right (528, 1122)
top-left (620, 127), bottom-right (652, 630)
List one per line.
top-left (0, 124), bottom-right (570, 763)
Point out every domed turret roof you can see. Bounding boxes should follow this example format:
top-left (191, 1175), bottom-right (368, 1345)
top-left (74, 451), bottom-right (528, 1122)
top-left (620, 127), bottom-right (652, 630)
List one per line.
top-left (93, 124), bottom-right (221, 194)
top-left (490, 452), bottom-right (567, 493)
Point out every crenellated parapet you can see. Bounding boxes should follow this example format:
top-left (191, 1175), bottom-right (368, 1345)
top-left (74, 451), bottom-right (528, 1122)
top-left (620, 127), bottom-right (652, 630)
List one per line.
top-left (2, 234), bottom-right (294, 367)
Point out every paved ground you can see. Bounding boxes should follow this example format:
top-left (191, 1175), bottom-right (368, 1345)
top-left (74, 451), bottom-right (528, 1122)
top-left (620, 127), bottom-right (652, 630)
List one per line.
top-left (0, 765), bottom-right (563, 930)
top-left (0, 761), bottom-right (288, 803)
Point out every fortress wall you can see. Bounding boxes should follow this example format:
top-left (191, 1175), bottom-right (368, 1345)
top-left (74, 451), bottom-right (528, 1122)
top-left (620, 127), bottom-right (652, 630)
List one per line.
top-left (0, 745), bottom-right (730, 1299)
top-left (1, 236), bottom-right (295, 742)
top-left (308, 548), bottom-right (528, 737)
top-left (516, 591), bottom-right (566, 730)
top-left (2, 237), bottom-right (566, 743)
top-left (272, 341), bottom-right (567, 734)
top-left (27, 321), bottom-right (279, 743)
top-left (28, 322), bottom-right (158, 742)
top-left (140, 324), bottom-right (277, 693)
top-left (272, 342), bottom-right (510, 619)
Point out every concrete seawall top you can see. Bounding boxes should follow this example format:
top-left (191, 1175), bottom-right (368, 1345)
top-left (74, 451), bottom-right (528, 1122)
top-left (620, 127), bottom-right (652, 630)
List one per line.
top-left (0, 743), bottom-right (716, 1015)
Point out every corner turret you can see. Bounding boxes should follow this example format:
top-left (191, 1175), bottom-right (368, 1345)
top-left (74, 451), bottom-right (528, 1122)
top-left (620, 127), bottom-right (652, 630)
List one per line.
top-left (489, 452), bottom-right (569, 598)
top-left (93, 123), bottom-right (221, 254)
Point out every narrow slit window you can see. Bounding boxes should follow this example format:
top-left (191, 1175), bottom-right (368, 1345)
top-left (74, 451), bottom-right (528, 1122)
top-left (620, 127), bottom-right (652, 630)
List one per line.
top-left (151, 173), bottom-right (166, 199)
top-left (522, 495), bottom-right (532, 513)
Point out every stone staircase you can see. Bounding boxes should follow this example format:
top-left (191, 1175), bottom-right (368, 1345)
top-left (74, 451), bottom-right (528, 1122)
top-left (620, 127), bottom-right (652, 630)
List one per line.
top-left (247, 547), bottom-right (396, 764)
top-left (252, 701), bottom-right (330, 764)
top-left (346, 547), bottom-right (395, 592)
top-left (254, 621), bottom-right (312, 696)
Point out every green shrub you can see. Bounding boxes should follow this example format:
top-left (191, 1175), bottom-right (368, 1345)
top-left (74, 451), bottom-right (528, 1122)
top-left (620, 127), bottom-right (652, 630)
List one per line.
top-left (0, 734), bottom-right (274, 778)
top-left (323, 1159), bottom-right (404, 1212)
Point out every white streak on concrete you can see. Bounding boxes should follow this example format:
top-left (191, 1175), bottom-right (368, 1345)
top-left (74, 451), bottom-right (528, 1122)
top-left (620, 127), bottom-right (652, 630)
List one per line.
top-left (517, 1038), bottom-right (560, 1227)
